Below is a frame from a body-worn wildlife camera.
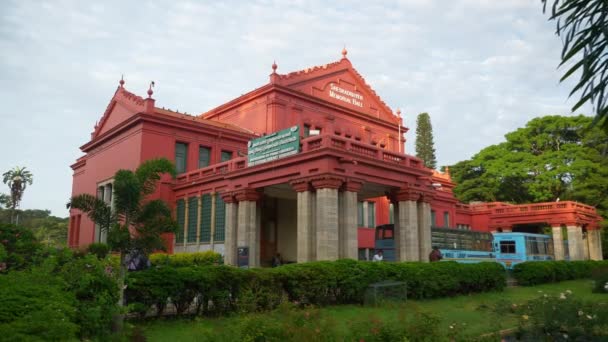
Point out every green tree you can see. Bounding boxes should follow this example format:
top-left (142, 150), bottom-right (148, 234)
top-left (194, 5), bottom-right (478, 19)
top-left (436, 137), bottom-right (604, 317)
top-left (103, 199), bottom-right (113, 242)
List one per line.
top-left (451, 115), bottom-right (608, 218)
top-left (68, 158), bottom-right (177, 330)
top-left (2, 167), bottom-right (33, 224)
top-left (542, 0), bottom-right (608, 131)
top-left (415, 112), bottom-right (437, 169)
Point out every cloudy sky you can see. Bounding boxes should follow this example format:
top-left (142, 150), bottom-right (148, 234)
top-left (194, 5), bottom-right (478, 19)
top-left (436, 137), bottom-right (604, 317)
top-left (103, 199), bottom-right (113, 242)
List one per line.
top-left (0, 0), bottom-right (591, 217)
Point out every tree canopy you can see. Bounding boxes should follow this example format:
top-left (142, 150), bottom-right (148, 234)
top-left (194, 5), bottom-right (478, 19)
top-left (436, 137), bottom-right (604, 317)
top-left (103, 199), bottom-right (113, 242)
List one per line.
top-left (415, 112), bottom-right (437, 169)
top-left (450, 115), bottom-right (608, 218)
top-left (542, 0), bottom-right (608, 131)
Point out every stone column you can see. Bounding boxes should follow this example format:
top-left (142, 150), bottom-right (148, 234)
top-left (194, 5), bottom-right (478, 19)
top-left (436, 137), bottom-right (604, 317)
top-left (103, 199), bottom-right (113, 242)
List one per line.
top-left (341, 180), bottom-right (362, 260)
top-left (312, 177), bottom-right (343, 261)
top-left (583, 232), bottom-right (590, 260)
top-left (394, 189), bottom-right (420, 262)
top-left (292, 180), bottom-right (314, 263)
top-left (551, 226), bottom-right (565, 261)
top-left (588, 229), bottom-right (604, 261)
top-left (417, 201), bottom-right (432, 262)
top-left (222, 193), bottom-right (238, 266)
top-left (236, 189), bottom-right (262, 267)
top-left (567, 225), bottom-right (584, 261)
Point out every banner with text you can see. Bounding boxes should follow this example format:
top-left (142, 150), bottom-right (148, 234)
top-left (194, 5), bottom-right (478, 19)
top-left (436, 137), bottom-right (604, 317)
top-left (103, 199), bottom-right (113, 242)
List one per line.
top-left (248, 126), bottom-right (300, 166)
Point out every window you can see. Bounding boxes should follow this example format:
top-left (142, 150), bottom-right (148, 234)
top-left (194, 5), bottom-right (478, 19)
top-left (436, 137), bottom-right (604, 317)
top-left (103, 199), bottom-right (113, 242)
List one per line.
top-left (200, 194), bottom-right (212, 242)
top-left (187, 197), bottom-right (198, 243)
top-left (357, 202), bottom-right (364, 227)
top-left (500, 240), bottom-right (516, 254)
top-left (199, 146), bottom-right (211, 168)
top-left (389, 203), bottom-right (394, 224)
top-left (443, 211), bottom-right (450, 228)
top-left (368, 202), bottom-right (376, 228)
top-left (175, 199), bottom-right (186, 244)
top-left (304, 124), bottom-right (311, 137)
top-left (214, 194), bottom-right (226, 241)
top-left (431, 210), bottom-right (436, 226)
top-left (175, 142), bottom-right (188, 174)
top-left (221, 150), bottom-right (232, 162)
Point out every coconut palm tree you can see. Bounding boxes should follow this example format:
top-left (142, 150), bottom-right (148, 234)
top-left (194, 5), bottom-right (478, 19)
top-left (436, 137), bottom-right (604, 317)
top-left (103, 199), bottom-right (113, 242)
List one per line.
top-left (2, 166), bottom-right (33, 224)
top-left (68, 158), bottom-right (177, 331)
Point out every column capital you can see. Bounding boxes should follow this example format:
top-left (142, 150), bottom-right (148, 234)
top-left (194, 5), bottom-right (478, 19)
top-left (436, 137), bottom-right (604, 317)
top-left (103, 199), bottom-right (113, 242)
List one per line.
top-left (393, 188), bottom-right (422, 202)
top-left (221, 192), bottom-right (236, 204)
top-left (290, 178), bottom-right (312, 192)
top-left (342, 179), bottom-right (363, 193)
top-left (311, 175), bottom-right (344, 190)
top-left (234, 188), bottom-right (263, 202)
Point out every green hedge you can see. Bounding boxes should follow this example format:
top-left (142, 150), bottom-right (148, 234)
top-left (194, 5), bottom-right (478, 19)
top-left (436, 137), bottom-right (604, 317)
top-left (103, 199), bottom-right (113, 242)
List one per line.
top-left (513, 260), bottom-right (608, 286)
top-left (149, 250), bottom-right (222, 267)
top-left (126, 260), bottom-right (505, 317)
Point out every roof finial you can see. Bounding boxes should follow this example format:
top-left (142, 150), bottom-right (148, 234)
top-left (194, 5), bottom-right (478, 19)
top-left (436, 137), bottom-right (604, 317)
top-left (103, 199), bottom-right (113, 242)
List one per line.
top-left (147, 81), bottom-right (155, 98)
top-left (396, 108), bottom-right (401, 116)
top-left (119, 74), bottom-right (125, 88)
top-left (341, 46), bottom-right (348, 59)
top-left (272, 60), bottom-right (277, 73)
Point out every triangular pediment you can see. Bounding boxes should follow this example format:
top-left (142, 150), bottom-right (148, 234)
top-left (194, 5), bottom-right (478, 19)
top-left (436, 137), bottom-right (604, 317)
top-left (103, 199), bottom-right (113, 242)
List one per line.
top-left (92, 86), bottom-right (146, 138)
top-left (275, 58), bottom-right (399, 124)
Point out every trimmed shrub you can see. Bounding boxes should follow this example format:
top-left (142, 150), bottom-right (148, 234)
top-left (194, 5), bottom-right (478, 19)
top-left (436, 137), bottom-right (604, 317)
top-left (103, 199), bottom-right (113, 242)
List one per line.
top-left (87, 242), bottom-right (110, 259)
top-left (513, 260), bottom-right (608, 286)
top-left (126, 260), bottom-right (506, 317)
top-left (0, 270), bottom-right (79, 341)
top-left (149, 250), bottom-right (222, 267)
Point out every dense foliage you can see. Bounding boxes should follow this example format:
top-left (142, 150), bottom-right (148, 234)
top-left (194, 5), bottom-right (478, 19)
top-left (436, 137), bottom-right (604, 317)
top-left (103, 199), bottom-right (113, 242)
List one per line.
top-left (543, 0), bottom-right (608, 132)
top-left (415, 112), bottom-right (437, 169)
top-left (149, 250), bottom-right (222, 267)
top-left (126, 260), bottom-right (506, 317)
top-left (451, 115), bottom-right (608, 215)
top-left (508, 291), bottom-right (608, 340)
top-left (0, 223), bottom-right (41, 271)
top-left (0, 208), bottom-right (68, 247)
top-left (512, 260), bottom-right (608, 285)
top-left (68, 157), bottom-right (177, 325)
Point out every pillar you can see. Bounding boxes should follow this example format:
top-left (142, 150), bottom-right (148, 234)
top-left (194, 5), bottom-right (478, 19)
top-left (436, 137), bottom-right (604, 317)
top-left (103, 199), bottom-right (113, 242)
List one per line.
top-left (292, 180), bottom-right (314, 263)
top-left (393, 189), bottom-right (420, 261)
top-left (341, 180), bottom-right (362, 260)
top-left (236, 189), bottom-right (262, 267)
top-left (551, 226), bottom-right (565, 261)
top-left (417, 201), bottom-right (432, 262)
top-left (583, 232), bottom-right (590, 260)
top-left (222, 194), bottom-right (238, 266)
top-left (567, 225), bottom-right (584, 261)
top-left (588, 229), bottom-right (603, 261)
top-left (312, 177), bottom-right (342, 261)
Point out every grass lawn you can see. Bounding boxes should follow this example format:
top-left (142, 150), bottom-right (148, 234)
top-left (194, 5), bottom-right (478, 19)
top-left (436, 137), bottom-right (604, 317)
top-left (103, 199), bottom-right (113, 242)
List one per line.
top-left (138, 279), bottom-right (606, 341)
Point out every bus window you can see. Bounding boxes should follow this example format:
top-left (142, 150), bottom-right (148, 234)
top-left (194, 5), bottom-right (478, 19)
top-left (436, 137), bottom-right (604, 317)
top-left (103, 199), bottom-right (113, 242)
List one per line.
top-left (526, 237), bottom-right (540, 255)
top-left (384, 229), bottom-right (393, 239)
top-left (500, 240), bottom-right (516, 253)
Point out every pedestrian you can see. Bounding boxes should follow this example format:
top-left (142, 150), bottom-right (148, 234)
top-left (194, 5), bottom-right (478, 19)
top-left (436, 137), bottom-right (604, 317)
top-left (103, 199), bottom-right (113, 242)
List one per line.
top-left (272, 253), bottom-right (283, 267)
top-left (372, 249), bottom-right (383, 262)
top-left (429, 246), bottom-right (443, 262)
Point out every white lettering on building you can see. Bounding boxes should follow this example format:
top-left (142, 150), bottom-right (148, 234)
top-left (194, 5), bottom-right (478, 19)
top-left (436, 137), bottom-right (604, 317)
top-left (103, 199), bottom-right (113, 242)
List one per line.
top-left (328, 83), bottom-right (364, 108)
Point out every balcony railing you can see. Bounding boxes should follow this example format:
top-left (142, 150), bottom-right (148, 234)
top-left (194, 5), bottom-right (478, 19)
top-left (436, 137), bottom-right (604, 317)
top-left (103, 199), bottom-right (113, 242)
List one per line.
top-left (492, 201), bottom-right (596, 215)
top-left (176, 134), bottom-right (425, 184)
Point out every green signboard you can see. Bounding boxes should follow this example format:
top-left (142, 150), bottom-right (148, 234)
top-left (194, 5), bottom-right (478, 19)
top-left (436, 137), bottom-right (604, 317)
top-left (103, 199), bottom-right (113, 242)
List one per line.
top-left (248, 126), bottom-right (300, 166)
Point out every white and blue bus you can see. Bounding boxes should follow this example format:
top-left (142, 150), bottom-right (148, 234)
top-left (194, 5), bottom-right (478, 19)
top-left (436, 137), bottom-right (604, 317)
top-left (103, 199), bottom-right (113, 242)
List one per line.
top-left (374, 224), bottom-right (558, 269)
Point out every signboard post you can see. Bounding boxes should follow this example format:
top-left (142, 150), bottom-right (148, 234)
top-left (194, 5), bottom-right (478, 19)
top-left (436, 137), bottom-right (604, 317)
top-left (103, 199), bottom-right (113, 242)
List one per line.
top-left (248, 126), bottom-right (300, 166)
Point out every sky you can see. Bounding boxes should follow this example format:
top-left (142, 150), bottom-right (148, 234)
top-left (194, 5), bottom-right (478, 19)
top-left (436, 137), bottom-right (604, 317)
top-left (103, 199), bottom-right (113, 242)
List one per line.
top-left (0, 0), bottom-right (592, 217)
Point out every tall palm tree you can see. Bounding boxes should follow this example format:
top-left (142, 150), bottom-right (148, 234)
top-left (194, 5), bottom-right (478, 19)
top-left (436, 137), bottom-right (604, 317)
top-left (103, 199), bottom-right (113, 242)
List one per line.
top-left (2, 166), bottom-right (33, 224)
top-left (68, 158), bottom-right (177, 331)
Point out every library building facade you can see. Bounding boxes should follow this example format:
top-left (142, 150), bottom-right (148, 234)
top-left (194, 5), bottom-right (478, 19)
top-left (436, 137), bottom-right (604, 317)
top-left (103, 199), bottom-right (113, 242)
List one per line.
top-left (68, 50), bottom-right (604, 266)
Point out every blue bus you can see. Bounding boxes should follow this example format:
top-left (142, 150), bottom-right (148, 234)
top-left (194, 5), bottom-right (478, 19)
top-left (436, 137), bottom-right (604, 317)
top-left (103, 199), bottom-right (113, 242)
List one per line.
top-left (374, 224), bottom-right (558, 269)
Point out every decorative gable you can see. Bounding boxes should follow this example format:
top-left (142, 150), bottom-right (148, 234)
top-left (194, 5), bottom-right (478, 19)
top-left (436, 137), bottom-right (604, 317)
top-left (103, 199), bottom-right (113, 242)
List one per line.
top-left (273, 52), bottom-right (400, 125)
top-left (92, 84), bottom-right (146, 138)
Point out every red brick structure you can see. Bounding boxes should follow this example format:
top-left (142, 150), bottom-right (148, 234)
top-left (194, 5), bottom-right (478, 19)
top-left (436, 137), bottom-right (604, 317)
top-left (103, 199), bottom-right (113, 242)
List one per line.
top-left (68, 51), bottom-right (603, 264)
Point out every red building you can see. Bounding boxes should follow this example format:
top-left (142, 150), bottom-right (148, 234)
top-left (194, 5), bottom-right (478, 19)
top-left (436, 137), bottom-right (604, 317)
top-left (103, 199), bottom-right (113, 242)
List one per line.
top-left (68, 50), bottom-right (603, 265)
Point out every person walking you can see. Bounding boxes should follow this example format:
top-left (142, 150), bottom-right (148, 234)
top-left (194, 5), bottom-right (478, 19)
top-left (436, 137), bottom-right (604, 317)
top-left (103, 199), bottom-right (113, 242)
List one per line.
top-left (429, 246), bottom-right (443, 262)
top-left (372, 250), bottom-right (384, 262)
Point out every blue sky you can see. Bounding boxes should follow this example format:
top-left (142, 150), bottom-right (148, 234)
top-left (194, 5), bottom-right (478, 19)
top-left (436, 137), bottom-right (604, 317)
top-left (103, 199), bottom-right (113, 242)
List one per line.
top-left (0, 0), bottom-right (591, 217)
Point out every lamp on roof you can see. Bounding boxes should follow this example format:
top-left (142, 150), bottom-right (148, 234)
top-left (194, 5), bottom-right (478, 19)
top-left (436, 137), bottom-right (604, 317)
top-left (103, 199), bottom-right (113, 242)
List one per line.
top-left (147, 81), bottom-right (155, 98)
